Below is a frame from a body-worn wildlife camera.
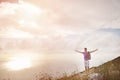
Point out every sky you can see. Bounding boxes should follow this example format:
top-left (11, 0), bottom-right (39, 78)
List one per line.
top-left (0, 0), bottom-right (120, 80)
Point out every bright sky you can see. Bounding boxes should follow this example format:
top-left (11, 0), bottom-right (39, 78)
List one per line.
top-left (0, 0), bottom-right (120, 80)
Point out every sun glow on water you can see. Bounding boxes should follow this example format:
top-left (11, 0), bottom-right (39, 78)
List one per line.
top-left (6, 57), bottom-right (32, 70)
top-left (4, 51), bottom-right (44, 71)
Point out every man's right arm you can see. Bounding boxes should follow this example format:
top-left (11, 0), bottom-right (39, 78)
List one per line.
top-left (75, 50), bottom-right (83, 54)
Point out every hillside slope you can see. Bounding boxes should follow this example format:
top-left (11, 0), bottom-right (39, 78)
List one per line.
top-left (58, 56), bottom-right (120, 80)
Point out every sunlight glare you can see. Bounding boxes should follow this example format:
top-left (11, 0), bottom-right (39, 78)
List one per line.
top-left (20, 1), bottom-right (42, 16)
top-left (17, 1), bottom-right (43, 28)
top-left (6, 57), bottom-right (32, 70)
top-left (5, 51), bottom-right (44, 71)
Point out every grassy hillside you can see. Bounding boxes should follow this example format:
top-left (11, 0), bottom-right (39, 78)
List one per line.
top-left (57, 56), bottom-right (120, 80)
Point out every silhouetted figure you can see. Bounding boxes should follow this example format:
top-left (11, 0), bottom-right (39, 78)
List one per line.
top-left (75, 48), bottom-right (98, 74)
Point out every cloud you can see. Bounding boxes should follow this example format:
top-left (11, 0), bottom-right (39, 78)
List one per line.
top-left (0, 0), bottom-right (120, 74)
top-left (28, 0), bottom-right (120, 31)
top-left (0, 0), bottom-right (120, 52)
top-left (0, 0), bottom-right (18, 3)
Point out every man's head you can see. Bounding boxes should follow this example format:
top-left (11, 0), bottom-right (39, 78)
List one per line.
top-left (84, 48), bottom-right (87, 51)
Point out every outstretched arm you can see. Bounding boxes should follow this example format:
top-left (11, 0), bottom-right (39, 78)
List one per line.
top-left (89, 49), bottom-right (98, 53)
top-left (75, 50), bottom-right (83, 54)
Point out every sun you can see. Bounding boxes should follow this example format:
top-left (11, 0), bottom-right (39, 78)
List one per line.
top-left (6, 57), bottom-right (32, 71)
top-left (5, 52), bottom-right (44, 71)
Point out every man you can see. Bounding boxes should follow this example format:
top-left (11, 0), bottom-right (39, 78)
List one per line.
top-left (75, 48), bottom-right (98, 74)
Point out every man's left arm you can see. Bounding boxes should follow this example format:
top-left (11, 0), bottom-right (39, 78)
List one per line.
top-left (89, 49), bottom-right (98, 53)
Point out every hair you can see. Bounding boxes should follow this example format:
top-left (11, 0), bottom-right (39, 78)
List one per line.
top-left (84, 48), bottom-right (87, 51)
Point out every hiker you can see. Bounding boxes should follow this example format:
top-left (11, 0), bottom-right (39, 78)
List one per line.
top-left (75, 48), bottom-right (98, 74)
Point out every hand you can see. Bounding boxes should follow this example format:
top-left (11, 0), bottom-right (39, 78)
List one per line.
top-left (75, 50), bottom-right (78, 52)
